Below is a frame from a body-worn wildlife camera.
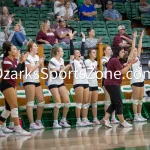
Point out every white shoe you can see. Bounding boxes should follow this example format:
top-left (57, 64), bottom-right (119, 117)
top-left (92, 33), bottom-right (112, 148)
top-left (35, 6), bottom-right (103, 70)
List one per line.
top-left (100, 119), bottom-right (112, 128)
top-left (29, 123), bottom-right (41, 130)
top-left (93, 119), bottom-right (101, 125)
top-left (36, 121), bottom-right (45, 129)
top-left (134, 116), bottom-right (143, 122)
top-left (111, 118), bottom-right (120, 124)
top-left (83, 120), bottom-right (93, 126)
top-left (59, 121), bottom-right (71, 128)
top-left (120, 121), bottom-right (132, 128)
top-left (1, 125), bottom-right (13, 133)
top-left (53, 122), bottom-right (62, 129)
top-left (0, 128), bottom-right (6, 137)
top-left (14, 126), bottom-right (31, 136)
top-left (76, 121), bottom-right (87, 127)
top-left (8, 122), bottom-right (15, 130)
top-left (139, 116), bottom-right (147, 121)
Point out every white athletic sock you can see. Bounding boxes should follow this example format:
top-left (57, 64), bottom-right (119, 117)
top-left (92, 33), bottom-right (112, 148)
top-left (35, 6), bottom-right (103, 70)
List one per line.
top-left (30, 123), bottom-right (35, 126)
top-left (93, 117), bottom-right (98, 121)
top-left (138, 113), bottom-right (142, 117)
top-left (82, 118), bottom-right (87, 122)
top-left (111, 114), bottom-right (116, 120)
top-left (9, 122), bottom-right (14, 126)
top-left (36, 120), bottom-right (41, 123)
top-left (61, 117), bottom-right (66, 122)
top-left (54, 120), bottom-right (58, 124)
top-left (77, 118), bottom-right (81, 122)
top-left (134, 114), bottom-right (139, 118)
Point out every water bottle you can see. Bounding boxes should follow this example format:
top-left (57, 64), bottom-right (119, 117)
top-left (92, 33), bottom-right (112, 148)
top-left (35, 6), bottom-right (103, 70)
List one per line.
top-left (19, 82), bottom-right (23, 87)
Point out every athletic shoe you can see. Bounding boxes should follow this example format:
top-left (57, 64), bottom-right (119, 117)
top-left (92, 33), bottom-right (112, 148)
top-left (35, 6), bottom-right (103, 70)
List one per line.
top-left (120, 121), bottom-right (132, 128)
top-left (134, 116), bottom-right (143, 122)
top-left (93, 119), bottom-right (101, 125)
top-left (111, 118), bottom-right (120, 124)
top-left (8, 122), bottom-right (15, 130)
top-left (83, 120), bottom-right (93, 126)
top-left (0, 129), bottom-right (6, 137)
top-left (36, 121), bottom-right (45, 129)
top-left (1, 125), bottom-right (13, 133)
top-left (59, 121), bottom-right (71, 128)
top-left (100, 119), bottom-right (112, 128)
top-left (53, 122), bottom-right (62, 129)
top-left (14, 126), bottom-right (31, 136)
top-left (29, 123), bottom-right (41, 130)
top-left (139, 116), bottom-right (147, 121)
top-left (76, 121), bottom-right (87, 127)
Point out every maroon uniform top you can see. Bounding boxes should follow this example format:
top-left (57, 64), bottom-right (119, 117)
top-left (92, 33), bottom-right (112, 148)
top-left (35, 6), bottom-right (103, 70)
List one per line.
top-left (2, 57), bottom-right (18, 87)
top-left (113, 33), bottom-right (132, 51)
top-left (104, 58), bottom-right (123, 86)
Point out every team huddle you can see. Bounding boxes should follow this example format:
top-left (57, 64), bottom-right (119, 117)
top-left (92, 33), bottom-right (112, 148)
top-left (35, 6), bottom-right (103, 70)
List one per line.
top-left (0, 30), bottom-right (146, 137)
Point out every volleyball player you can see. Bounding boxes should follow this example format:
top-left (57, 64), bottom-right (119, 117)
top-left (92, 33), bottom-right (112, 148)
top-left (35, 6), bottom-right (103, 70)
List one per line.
top-left (100, 46), bottom-right (136, 128)
top-left (101, 45), bottom-right (119, 124)
top-left (23, 42), bottom-right (45, 130)
top-left (69, 32), bottom-right (92, 127)
top-left (0, 42), bottom-right (31, 136)
top-left (48, 47), bottom-right (71, 128)
top-left (84, 49), bottom-right (100, 125)
top-left (128, 31), bottom-right (147, 121)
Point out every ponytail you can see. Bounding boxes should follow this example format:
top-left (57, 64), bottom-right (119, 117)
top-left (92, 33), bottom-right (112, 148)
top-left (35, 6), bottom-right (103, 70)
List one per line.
top-left (50, 47), bottom-right (61, 58)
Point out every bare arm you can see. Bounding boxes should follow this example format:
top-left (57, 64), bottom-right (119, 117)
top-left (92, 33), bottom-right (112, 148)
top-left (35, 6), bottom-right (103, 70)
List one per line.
top-left (137, 30), bottom-right (144, 57)
top-left (121, 35), bottom-right (133, 44)
top-left (119, 43), bottom-right (130, 47)
top-left (128, 31), bottom-right (138, 60)
top-left (57, 32), bottom-right (68, 39)
top-left (120, 63), bottom-right (132, 74)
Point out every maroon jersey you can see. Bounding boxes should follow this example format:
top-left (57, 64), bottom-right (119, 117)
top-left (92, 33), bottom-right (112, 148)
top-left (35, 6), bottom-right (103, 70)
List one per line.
top-left (2, 57), bottom-right (18, 87)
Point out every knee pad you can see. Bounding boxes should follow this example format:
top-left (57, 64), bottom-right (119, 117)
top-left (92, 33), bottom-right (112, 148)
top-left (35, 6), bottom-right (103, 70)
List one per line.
top-left (92, 102), bottom-right (97, 108)
top-left (37, 101), bottom-right (45, 107)
top-left (1, 108), bottom-right (11, 119)
top-left (105, 101), bottom-right (111, 107)
top-left (87, 103), bottom-right (90, 108)
top-left (55, 103), bottom-right (61, 109)
top-left (82, 104), bottom-right (89, 109)
top-left (132, 99), bottom-right (139, 105)
top-left (138, 100), bottom-right (143, 105)
top-left (27, 101), bottom-right (34, 107)
top-left (76, 103), bottom-right (82, 109)
top-left (11, 108), bottom-right (18, 118)
top-left (64, 103), bottom-right (71, 108)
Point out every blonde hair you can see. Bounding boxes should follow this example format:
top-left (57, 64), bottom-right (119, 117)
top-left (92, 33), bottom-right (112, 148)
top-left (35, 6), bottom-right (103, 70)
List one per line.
top-left (40, 22), bottom-right (47, 33)
top-left (50, 47), bottom-right (62, 58)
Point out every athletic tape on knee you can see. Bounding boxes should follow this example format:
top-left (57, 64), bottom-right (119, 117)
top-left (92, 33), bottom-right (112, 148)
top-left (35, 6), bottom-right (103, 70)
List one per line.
top-left (64, 103), bottom-right (71, 108)
top-left (138, 100), bottom-right (143, 105)
top-left (37, 101), bottom-right (45, 107)
top-left (132, 99), bottom-right (139, 105)
top-left (1, 108), bottom-right (10, 119)
top-left (82, 104), bottom-right (89, 109)
top-left (105, 101), bottom-right (111, 107)
top-left (55, 103), bottom-right (61, 108)
top-left (27, 101), bottom-right (34, 107)
top-left (76, 103), bottom-right (82, 109)
top-left (11, 108), bottom-right (18, 118)
top-left (92, 102), bottom-right (97, 108)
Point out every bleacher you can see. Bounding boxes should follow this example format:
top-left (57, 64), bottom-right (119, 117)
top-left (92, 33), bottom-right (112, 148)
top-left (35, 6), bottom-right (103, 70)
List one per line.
top-left (0, 0), bottom-right (150, 128)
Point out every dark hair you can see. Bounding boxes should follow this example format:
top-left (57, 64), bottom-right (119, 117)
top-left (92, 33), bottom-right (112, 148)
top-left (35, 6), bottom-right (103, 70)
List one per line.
top-left (112, 46), bottom-right (124, 57)
top-left (27, 41), bottom-right (35, 52)
top-left (2, 41), bottom-right (13, 60)
top-left (88, 49), bottom-right (96, 57)
top-left (50, 47), bottom-right (62, 58)
top-left (86, 28), bottom-right (92, 35)
top-left (54, 13), bottom-right (59, 20)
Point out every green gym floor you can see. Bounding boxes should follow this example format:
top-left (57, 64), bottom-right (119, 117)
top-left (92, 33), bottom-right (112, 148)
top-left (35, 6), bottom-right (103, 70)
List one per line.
top-left (1, 122), bottom-right (150, 150)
